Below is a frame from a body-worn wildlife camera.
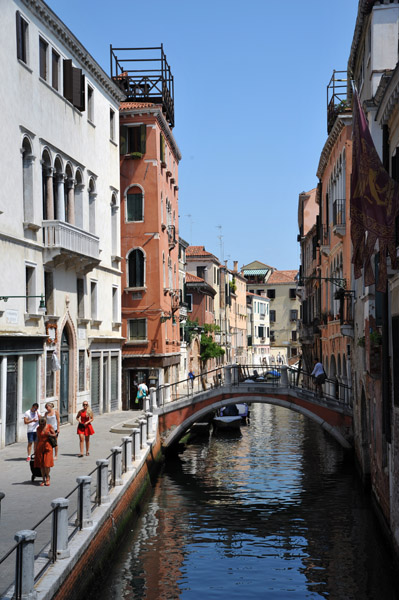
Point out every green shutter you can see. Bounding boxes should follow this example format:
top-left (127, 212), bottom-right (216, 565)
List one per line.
top-left (140, 124), bottom-right (146, 154)
top-left (160, 134), bottom-right (165, 162)
top-left (120, 125), bottom-right (128, 155)
top-left (127, 193), bottom-right (143, 221)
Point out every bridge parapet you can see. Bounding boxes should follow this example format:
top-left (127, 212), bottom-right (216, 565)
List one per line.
top-left (154, 370), bottom-right (353, 452)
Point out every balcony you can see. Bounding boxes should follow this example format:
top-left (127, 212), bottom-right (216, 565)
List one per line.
top-left (319, 225), bottom-right (330, 256)
top-left (167, 225), bottom-right (176, 249)
top-left (327, 70), bottom-right (350, 134)
top-left (332, 199), bottom-right (346, 237)
top-left (43, 221), bottom-right (100, 273)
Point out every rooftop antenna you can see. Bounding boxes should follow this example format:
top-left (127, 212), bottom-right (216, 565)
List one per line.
top-left (185, 214), bottom-right (193, 243)
top-left (216, 225), bottom-right (224, 262)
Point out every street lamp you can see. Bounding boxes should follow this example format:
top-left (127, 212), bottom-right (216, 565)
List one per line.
top-left (0, 294), bottom-right (46, 312)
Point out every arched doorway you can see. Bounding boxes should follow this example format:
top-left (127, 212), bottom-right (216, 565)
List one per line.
top-left (60, 329), bottom-right (70, 422)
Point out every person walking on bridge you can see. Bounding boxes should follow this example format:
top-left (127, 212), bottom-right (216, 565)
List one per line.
top-left (311, 358), bottom-right (326, 398)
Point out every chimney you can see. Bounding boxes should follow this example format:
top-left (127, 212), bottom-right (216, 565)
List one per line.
top-left (233, 261), bottom-right (238, 273)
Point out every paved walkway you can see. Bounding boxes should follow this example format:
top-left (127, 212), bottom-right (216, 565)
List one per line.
top-left (0, 409), bottom-right (144, 563)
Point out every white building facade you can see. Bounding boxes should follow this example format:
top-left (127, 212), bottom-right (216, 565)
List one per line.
top-left (0, 0), bottom-right (125, 447)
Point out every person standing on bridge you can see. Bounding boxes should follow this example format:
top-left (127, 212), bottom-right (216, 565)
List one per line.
top-left (311, 358), bottom-right (326, 397)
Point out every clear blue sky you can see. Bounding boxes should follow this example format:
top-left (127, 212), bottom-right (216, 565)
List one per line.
top-left (47, 0), bottom-right (359, 270)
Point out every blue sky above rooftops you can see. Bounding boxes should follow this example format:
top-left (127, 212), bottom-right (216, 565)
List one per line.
top-left (46, 0), bottom-right (359, 270)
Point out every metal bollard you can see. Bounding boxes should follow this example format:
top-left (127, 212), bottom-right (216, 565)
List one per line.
top-left (14, 530), bottom-right (37, 600)
top-left (139, 418), bottom-right (147, 448)
top-left (122, 436), bottom-right (133, 472)
top-left (96, 459), bottom-right (110, 504)
top-left (76, 476), bottom-right (93, 529)
top-left (111, 446), bottom-right (123, 486)
top-left (146, 412), bottom-right (153, 437)
top-left (50, 498), bottom-right (70, 559)
top-left (132, 428), bottom-right (140, 461)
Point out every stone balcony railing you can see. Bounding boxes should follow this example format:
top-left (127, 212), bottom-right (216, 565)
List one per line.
top-left (43, 220), bottom-right (100, 273)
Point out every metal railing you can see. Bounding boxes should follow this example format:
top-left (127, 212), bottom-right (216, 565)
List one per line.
top-left (0, 417), bottom-right (152, 599)
top-left (155, 363), bottom-right (353, 413)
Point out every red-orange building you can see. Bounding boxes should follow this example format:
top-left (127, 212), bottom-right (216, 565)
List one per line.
top-left (111, 47), bottom-right (182, 408)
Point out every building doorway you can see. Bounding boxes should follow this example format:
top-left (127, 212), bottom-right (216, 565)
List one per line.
top-left (129, 369), bottom-right (149, 410)
top-left (6, 357), bottom-right (18, 445)
top-left (60, 330), bottom-right (69, 423)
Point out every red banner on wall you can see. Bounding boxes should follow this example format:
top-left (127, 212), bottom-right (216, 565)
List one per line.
top-left (350, 91), bottom-right (399, 292)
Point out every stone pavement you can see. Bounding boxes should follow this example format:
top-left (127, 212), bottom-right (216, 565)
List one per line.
top-left (0, 409), bottom-right (145, 563)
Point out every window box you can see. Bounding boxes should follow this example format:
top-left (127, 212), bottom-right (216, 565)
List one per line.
top-left (130, 152), bottom-right (143, 160)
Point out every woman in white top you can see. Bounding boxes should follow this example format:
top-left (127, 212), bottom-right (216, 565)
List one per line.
top-left (45, 402), bottom-right (60, 459)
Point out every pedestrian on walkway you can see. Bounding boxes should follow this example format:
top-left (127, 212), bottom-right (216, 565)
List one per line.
top-left (23, 403), bottom-right (40, 462)
top-left (76, 402), bottom-right (95, 457)
top-left (311, 358), bottom-right (326, 397)
top-left (34, 417), bottom-right (56, 486)
top-left (135, 382), bottom-right (148, 410)
top-left (44, 402), bottom-right (60, 460)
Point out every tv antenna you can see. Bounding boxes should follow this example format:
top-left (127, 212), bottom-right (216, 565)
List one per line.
top-left (216, 225), bottom-right (224, 261)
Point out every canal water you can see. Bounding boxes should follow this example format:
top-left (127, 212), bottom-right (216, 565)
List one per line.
top-left (94, 404), bottom-right (399, 599)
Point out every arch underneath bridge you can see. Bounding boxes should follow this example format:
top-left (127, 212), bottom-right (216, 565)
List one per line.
top-left (160, 394), bottom-right (352, 450)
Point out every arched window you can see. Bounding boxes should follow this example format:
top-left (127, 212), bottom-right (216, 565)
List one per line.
top-left (126, 185), bottom-right (143, 222)
top-left (22, 137), bottom-right (34, 224)
top-left (75, 169), bottom-right (84, 229)
top-left (65, 163), bottom-right (74, 224)
top-left (53, 156), bottom-right (64, 221)
top-left (42, 149), bottom-right (53, 220)
top-left (111, 193), bottom-right (118, 256)
top-left (88, 177), bottom-right (96, 234)
top-left (128, 249), bottom-right (145, 288)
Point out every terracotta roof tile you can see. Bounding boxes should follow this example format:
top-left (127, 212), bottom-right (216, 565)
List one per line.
top-left (267, 269), bottom-right (298, 284)
top-left (186, 273), bottom-right (204, 283)
top-left (186, 245), bottom-right (214, 258)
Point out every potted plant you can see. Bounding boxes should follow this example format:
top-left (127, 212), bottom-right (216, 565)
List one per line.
top-left (130, 152), bottom-right (143, 160)
top-left (370, 330), bottom-right (382, 346)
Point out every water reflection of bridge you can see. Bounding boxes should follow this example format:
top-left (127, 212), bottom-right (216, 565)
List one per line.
top-left (152, 365), bottom-right (353, 451)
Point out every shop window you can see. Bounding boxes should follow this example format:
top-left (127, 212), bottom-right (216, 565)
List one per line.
top-left (46, 352), bottom-right (54, 397)
top-left (79, 350), bottom-right (85, 392)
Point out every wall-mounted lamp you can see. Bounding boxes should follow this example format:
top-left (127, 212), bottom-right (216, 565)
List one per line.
top-left (0, 294), bottom-right (46, 312)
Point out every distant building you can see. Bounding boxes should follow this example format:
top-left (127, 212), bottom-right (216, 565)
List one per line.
top-left (246, 293), bottom-right (270, 366)
top-left (242, 262), bottom-right (300, 364)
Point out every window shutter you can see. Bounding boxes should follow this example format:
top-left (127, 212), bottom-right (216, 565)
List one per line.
top-left (160, 134), bottom-right (165, 162)
top-left (39, 38), bottom-right (47, 79)
top-left (140, 124), bottom-right (147, 154)
top-left (120, 125), bottom-right (128, 155)
top-left (63, 59), bottom-right (73, 103)
top-left (72, 69), bottom-right (85, 111)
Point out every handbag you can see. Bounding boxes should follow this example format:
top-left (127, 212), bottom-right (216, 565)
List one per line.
top-left (48, 435), bottom-right (57, 448)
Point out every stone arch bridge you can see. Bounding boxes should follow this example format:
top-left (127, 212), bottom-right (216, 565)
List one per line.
top-left (154, 372), bottom-right (353, 451)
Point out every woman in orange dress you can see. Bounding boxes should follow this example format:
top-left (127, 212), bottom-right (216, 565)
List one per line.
top-left (76, 402), bottom-right (95, 457)
top-left (34, 417), bottom-right (56, 486)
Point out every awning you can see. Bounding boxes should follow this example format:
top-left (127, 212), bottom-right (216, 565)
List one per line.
top-left (243, 269), bottom-right (269, 276)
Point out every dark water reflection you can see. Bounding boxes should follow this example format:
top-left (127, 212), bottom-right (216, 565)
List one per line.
top-left (95, 404), bottom-right (399, 599)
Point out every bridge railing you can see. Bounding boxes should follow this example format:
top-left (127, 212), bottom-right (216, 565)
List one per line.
top-left (155, 365), bottom-right (225, 407)
top-left (154, 363), bottom-right (352, 412)
top-left (0, 415), bottom-right (154, 599)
